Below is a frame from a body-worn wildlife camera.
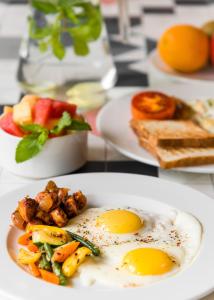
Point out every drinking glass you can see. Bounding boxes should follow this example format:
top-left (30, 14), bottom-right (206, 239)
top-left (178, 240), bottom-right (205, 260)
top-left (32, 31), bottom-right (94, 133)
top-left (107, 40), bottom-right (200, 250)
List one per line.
top-left (17, 2), bottom-right (117, 101)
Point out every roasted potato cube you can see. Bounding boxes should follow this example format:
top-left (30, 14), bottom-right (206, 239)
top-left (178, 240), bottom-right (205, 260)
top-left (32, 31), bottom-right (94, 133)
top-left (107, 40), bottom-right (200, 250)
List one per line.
top-left (11, 210), bottom-right (26, 230)
top-left (63, 196), bottom-right (78, 218)
top-left (35, 192), bottom-right (59, 212)
top-left (18, 197), bottom-right (38, 222)
top-left (28, 218), bottom-right (44, 225)
top-left (50, 208), bottom-right (68, 227)
top-left (35, 192), bottom-right (53, 212)
top-left (58, 188), bottom-right (69, 203)
top-left (45, 180), bottom-right (58, 193)
top-left (73, 191), bottom-right (87, 211)
top-left (36, 209), bottom-right (53, 225)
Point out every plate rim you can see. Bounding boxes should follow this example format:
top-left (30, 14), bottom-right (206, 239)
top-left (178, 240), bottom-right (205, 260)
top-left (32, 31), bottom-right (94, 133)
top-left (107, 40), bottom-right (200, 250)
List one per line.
top-left (96, 91), bottom-right (214, 174)
top-left (1, 172), bottom-right (214, 300)
top-left (149, 49), bottom-right (214, 84)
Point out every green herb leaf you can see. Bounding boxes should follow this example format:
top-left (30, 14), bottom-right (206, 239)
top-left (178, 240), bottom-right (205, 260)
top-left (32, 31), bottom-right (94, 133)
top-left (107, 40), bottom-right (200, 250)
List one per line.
top-left (29, 1), bottom-right (102, 59)
top-left (38, 130), bottom-right (49, 145)
top-left (81, 3), bottom-right (102, 41)
top-left (58, 0), bottom-right (79, 23)
top-left (31, 0), bottom-right (59, 14)
top-left (59, 0), bottom-right (84, 6)
top-left (28, 16), bottom-right (52, 40)
top-left (73, 39), bottom-right (89, 56)
top-left (50, 111), bottom-right (72, 135)
top-left (15, 130), bottom-right (48, 163)
top-left (21, 124), bottom-right (46, 133)
top-left (39, 41), bottom-right (49, 52)
top-left (51, 111), bottom-right (91, 135)
top-left (69, 119), bottom-right (91, 131)
top-left (51, 31), bottom-right (65, 60)
top-left (68, 3), bottom-right (102, 55)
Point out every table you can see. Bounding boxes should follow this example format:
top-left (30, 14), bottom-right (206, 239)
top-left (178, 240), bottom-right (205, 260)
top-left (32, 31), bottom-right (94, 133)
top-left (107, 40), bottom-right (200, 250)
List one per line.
top-left (0, 1), bottom-right (214, 299)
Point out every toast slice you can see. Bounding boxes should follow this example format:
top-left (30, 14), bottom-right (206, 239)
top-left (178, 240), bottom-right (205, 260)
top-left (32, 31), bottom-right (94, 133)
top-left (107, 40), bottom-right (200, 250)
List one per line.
top-left (130, 119), bottom-right (214, 148)
top-left (140, 138), bottom-right (214, 169)
top-left (139, 137), bottom-right (214, 169)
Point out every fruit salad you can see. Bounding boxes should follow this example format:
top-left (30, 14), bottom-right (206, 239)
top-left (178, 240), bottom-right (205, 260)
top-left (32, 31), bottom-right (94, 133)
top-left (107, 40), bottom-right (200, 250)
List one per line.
top-left (0, 95), bottom-right (91, 163)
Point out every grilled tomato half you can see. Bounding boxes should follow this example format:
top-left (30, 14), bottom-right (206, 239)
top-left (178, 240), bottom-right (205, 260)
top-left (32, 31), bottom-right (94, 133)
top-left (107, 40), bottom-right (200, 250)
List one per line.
top-left (131, 91), bottom-right (176, 120)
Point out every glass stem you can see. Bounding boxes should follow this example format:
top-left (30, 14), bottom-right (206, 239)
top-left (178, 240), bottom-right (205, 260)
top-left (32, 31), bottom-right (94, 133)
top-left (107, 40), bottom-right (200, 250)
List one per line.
top-left (118, 0), bottom-right (130, 43)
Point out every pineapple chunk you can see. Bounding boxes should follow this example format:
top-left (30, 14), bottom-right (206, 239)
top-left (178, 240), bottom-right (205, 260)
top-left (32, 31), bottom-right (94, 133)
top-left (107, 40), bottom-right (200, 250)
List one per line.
top-left (13, 102), bottom-right (33, 125)
top-left (21, 94), bottom-right (39, 108)
top-left (0, 106), bottom-right (13, 119)
top-left (3, 106), bottom-right (13, 114)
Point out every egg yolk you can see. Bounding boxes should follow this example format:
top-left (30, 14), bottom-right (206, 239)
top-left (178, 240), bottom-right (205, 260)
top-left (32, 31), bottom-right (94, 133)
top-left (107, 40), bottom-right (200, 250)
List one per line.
top-left (96, 210), bottom-right (142, 234)
top-left (122, 248), bottom-right (174, 276)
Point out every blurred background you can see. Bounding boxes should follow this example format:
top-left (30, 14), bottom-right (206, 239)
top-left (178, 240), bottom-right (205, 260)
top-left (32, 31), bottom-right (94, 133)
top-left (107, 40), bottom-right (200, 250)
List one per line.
top-left (0, 0), bottom-right (214, 106)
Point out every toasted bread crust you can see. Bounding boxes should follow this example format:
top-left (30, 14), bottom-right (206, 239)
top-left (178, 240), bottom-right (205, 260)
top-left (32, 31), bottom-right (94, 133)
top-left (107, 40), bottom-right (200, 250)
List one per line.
top-left (130, 119), bottom-right (214, 148)
top-left (158, 137), bottom-right (214, 148)
top-left (139, 137), bottom-right (158, 158)
top-left (139, 137), bottom-right (214, 169)
top-left (158, 154), bottom-right (214, 169)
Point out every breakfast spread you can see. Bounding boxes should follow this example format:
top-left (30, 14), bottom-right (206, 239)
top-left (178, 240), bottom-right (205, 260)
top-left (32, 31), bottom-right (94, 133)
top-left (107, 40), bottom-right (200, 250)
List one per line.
top-left (12, 181), bottom-right (202, 288)
top-left (130, 91), bottom-right (214, 169)
top-left (0, 95), bottom-right (91, 163)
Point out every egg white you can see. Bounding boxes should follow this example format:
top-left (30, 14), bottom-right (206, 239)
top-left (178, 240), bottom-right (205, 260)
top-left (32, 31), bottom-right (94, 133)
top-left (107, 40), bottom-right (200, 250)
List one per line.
top-left (66, 207), bottom-right (202, 288)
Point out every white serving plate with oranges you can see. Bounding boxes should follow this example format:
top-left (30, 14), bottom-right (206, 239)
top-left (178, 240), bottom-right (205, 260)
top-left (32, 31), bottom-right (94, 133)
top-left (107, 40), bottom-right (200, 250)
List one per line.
top-left (151, 24), bottom-right (214, 84)
top-left (1, 173), bottom-right (214, 300)
top-left (150, 49), bottom-right (214, 84)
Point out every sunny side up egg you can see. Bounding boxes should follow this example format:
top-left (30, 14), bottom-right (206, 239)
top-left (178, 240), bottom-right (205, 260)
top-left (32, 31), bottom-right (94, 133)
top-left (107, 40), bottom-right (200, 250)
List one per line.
top-left (66, 207), bottom-right (202, 288)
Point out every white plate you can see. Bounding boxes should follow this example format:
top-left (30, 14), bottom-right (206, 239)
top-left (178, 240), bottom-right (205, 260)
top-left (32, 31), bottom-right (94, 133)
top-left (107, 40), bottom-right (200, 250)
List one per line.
top-left (149, 49), bottom-right (214, 84)
top-left (1, 173), bottom-right (214, 300)
top-left (97, 89), bottom-right (214, 173)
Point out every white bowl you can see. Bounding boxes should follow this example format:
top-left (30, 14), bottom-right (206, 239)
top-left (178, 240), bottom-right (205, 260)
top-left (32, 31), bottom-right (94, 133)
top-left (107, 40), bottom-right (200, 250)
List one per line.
top-left (0, 129), bottom-right (88, 179)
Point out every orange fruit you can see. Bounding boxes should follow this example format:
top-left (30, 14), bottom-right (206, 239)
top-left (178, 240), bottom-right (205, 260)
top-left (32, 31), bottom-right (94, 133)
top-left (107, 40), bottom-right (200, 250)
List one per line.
top-left (158, 25), bottom-right (210, 73)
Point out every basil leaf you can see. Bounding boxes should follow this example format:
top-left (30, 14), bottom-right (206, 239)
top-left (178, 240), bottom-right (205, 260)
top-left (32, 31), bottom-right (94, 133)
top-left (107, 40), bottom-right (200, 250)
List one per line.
top-left (38, 130), bottom-right (49, 145)
top-left (15, 131), bottom-right (48, 163)
top-left (50, 111), bottom-right (72, 135)
top-left (69, 119), bottom-right (91, 131)
top-left (31, 0), bottom-right (58, 14)
top-left (21, 124), bottom-right (46, 133)
top-left (51, 111), bottom-right (91, 135)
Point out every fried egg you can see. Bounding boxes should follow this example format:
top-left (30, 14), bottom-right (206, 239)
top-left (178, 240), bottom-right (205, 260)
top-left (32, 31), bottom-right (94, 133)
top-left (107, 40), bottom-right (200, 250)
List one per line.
top-left (66, 207), bottom-right (202, 288)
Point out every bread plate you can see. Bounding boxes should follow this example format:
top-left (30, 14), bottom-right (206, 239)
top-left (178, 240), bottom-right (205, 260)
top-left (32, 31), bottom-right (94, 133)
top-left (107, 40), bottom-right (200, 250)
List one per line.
top-left (97, 91), bottom-right (214, 173)
top-left (149, 49), bottom-right (214, 84)
top-left (1, 173), bottom-right (214, 300)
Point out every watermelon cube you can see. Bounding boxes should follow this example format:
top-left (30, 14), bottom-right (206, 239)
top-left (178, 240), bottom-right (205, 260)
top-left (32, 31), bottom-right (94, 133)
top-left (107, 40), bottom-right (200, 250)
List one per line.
top-left (34, 98), bottom-right (52, 126)
top-left (0, 112), bottom-right (24, 137)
